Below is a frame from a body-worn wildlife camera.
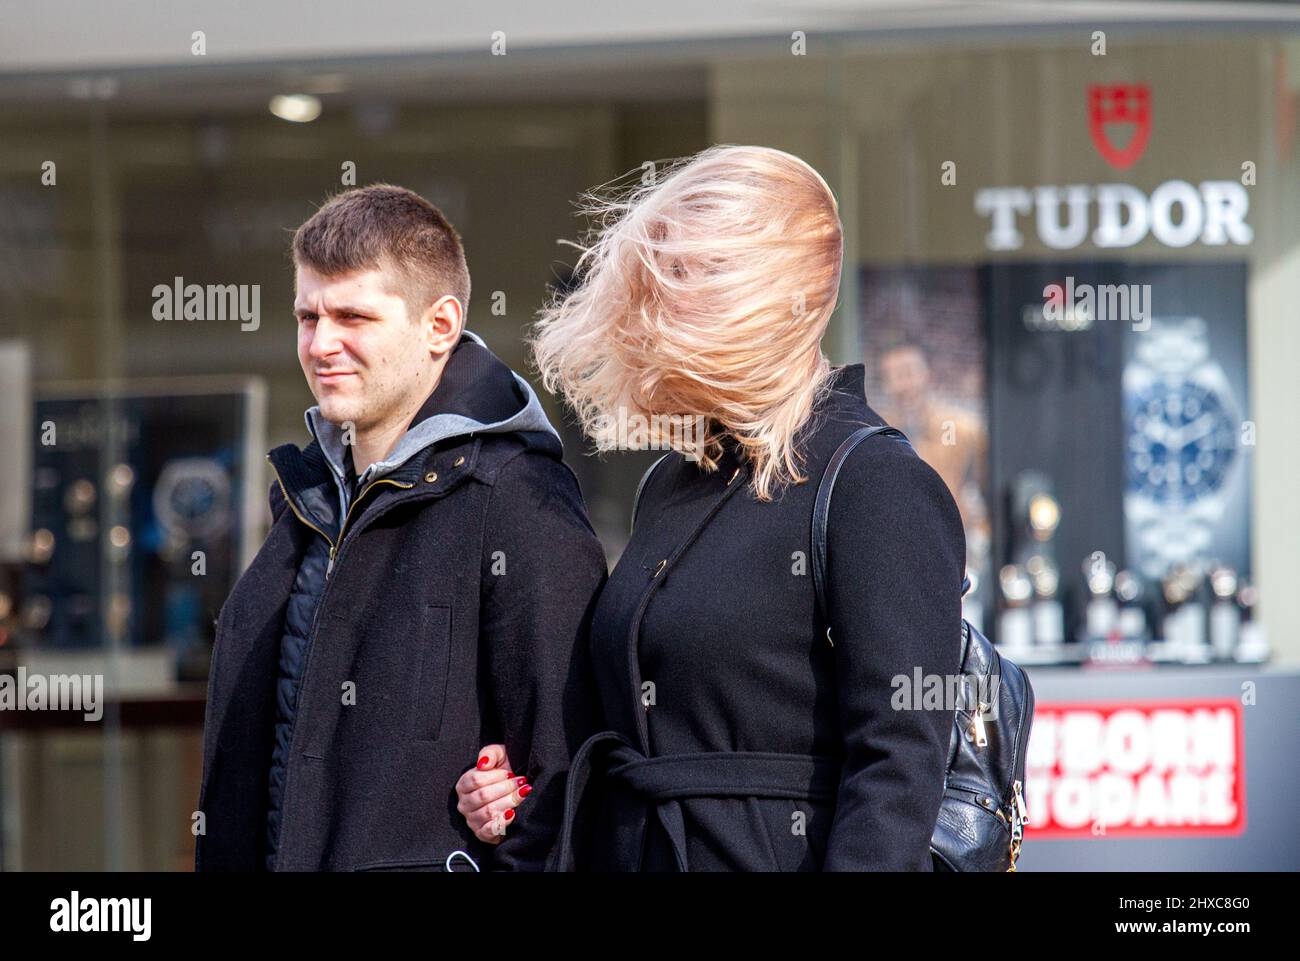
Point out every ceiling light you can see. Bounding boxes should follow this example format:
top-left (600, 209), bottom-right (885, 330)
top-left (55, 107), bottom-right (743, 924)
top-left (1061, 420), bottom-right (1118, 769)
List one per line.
top-left (270, 94), bottom-right (321, 123)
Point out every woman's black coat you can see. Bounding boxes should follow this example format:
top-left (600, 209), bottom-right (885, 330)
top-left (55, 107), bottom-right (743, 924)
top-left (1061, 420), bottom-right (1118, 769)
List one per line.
top-left (554, 363), bottom-right (966, 871)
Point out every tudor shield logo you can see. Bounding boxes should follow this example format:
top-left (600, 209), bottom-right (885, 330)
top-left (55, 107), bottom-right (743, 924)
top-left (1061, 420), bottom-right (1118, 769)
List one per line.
top-left (1087, 83), bottom-right (1151, 170)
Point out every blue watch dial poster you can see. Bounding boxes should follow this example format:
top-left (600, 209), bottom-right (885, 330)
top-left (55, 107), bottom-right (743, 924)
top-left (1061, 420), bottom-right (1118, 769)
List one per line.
top-left (983, 261), bottom-right (1251, 616)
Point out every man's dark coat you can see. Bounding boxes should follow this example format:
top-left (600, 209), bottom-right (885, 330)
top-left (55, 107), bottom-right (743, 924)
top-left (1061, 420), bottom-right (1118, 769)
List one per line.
top-left (195, 334), bottom-right (607, 871)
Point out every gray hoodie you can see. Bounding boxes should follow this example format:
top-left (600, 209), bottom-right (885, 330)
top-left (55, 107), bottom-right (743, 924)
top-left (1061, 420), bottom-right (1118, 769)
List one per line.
top-left (303, 328), bottom-right (561, 522)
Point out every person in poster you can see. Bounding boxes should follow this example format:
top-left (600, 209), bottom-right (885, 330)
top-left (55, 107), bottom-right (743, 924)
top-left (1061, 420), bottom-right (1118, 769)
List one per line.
top-left (877, 338), bottom-right (990, 550)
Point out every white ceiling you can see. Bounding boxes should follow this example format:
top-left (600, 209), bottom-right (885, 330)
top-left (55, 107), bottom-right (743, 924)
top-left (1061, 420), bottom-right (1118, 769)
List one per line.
top-left (1, 0), bottom-right (1298, 115)
top-left (2, 0), bottom-right (1299, 73)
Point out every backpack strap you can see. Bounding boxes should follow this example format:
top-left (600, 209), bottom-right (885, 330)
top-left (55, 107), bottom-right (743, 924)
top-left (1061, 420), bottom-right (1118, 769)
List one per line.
top-left (812, 425), bottom-right (973, 633)
top-left (631, 453), bottom-right (673, 534)
top-left (811, 425), bottom-right (909, 629)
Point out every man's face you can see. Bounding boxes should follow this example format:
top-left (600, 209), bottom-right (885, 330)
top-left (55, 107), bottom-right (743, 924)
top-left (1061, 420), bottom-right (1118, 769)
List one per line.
top-left (294, 265), bottom-right (431, 431)
top-left (879, 346), bottom-right (930, 408)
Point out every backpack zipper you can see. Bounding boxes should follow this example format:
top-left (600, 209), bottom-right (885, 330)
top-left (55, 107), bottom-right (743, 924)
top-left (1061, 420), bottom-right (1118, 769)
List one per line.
top-left (958, 632), bottom-right (1034, 871)
top-left (1008, 779), bottom-right (1028, 871)
top-left (970, 703), bottom-right (988, 746)
top-left (1006, 673), bottom-right (1035, 871)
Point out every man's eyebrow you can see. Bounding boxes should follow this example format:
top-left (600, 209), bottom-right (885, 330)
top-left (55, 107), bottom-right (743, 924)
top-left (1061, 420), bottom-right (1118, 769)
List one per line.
top-left (293, 304), bottom-right (377, 317)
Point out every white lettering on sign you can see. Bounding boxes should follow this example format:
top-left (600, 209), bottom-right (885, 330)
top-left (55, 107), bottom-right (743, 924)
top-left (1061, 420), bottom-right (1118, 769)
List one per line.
top-left (974, 181), bottom-right (1252, 251)
top-left (1024, 700), bottom-right (1245, 837)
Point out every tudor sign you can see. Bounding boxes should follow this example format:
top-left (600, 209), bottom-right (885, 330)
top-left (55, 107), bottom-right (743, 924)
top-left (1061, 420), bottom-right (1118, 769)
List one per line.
top-left (975, 84), bottom-right (1253, 251)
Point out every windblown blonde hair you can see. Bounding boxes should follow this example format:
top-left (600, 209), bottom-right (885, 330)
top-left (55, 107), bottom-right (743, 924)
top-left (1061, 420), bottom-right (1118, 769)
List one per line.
top-left (530, 145), bottom-right (843, 501)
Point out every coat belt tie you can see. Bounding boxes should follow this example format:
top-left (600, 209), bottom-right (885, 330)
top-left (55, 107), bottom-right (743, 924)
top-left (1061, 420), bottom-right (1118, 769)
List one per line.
top-left (546, 730), bottom-right (840, 871)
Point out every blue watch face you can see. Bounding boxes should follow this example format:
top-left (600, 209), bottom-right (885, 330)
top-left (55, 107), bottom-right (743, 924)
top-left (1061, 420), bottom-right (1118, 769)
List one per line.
top-left (169, 475), bottom-right (218, 523)
top-left (1126, 381), bottom-right (1237, 505)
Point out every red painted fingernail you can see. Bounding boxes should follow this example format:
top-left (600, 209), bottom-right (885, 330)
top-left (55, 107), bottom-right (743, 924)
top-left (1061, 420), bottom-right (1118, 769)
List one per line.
top-left (506, 771), bottom-right (514, 778)
top-left (515, 777), bottom-right (528, 786)
top-left (477, 756), bottom-right (490, 769)
top-left (519, 784), bottom-right (533, 798)
top-left (504, 809), bottom-right (515, 821)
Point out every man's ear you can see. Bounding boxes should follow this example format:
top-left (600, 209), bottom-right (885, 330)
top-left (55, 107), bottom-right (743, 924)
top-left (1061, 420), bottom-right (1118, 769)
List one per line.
top-left (420, 295), bottom-right (464, 357)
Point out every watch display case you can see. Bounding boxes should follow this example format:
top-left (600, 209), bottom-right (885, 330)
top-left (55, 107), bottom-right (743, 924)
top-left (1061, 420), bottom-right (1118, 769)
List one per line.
top-left (23, 378), bottom-right (264, 679)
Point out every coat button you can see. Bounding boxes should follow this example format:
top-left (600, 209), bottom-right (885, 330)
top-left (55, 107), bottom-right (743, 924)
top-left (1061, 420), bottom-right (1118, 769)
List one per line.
top-left (453, 456), bottom-right (465, 467)
top-left (424, 472), bottom-right (438, 483)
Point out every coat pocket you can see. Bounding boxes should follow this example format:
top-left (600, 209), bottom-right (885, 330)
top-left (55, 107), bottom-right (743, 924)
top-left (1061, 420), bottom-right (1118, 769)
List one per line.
top-left (409, 604), bottom-right (452, 741)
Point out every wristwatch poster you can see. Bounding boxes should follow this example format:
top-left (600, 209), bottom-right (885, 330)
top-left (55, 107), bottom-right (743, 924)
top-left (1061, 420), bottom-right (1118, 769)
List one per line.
top-left (1123, 309), bottom-right (1251, 582)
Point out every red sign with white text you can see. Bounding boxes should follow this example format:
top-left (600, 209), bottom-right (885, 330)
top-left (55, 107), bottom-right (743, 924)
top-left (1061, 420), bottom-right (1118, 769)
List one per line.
top-left (1024, 699), bottom-right (1246, 838)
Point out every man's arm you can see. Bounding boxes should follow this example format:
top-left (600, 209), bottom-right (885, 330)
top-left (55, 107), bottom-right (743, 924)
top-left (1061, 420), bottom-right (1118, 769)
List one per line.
top-left (478, 450), bottom-right (608, 870)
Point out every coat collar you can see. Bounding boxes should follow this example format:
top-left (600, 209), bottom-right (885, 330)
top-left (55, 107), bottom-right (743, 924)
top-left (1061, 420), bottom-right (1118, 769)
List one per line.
top-left (303, 328), bottom-right (561, 502)
top-left (275, 329), bottom-right (563, 538)
top-left (267, 435), bottom-right (487, 548)
top-left (820, 363), bottom-right (869, 422)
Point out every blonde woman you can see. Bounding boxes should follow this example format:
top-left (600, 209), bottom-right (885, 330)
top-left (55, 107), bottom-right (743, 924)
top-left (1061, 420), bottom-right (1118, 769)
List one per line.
top-left (455, 145), bottom-right (965, 870)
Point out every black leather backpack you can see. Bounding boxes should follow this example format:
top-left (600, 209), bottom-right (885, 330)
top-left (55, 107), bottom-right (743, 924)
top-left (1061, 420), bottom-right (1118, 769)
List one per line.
top-left (812, 424), bottom-right (1035, 871)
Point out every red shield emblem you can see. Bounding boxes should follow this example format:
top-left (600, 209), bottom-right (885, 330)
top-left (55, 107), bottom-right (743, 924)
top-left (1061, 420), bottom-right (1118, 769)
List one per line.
top-left (1087, 84), bottom-right (1151, 170)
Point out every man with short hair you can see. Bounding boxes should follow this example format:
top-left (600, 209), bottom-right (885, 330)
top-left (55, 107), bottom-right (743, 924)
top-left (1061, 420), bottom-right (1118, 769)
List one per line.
top-left (877, 339), bottom-right (988, 536)
top-left (196, 184), bottom-right (606, 871)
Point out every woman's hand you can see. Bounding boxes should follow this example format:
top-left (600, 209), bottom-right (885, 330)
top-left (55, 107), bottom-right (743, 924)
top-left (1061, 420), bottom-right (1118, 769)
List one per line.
top-left (455, 743), bottom-right (532, 844)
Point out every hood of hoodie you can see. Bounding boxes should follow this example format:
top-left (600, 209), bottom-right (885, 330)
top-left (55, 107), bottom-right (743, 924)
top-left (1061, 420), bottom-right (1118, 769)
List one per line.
top-left (303, 328), bottom-right (562, 518)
